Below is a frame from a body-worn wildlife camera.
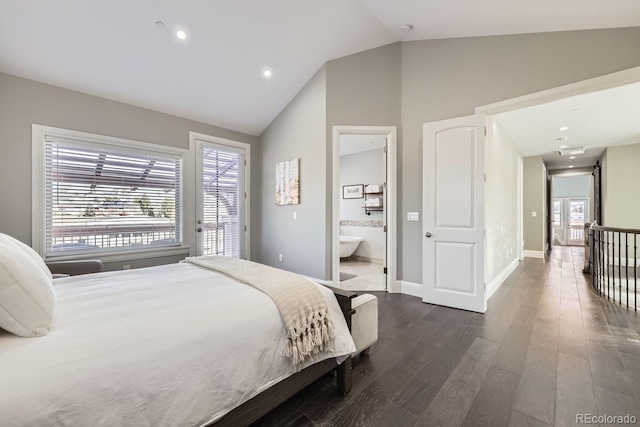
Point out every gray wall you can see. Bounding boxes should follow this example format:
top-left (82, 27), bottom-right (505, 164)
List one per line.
top-left (523, 156), bottom-right (545, 252)
top-left (340, 148), bottom-right (385, 221)
top-left (602, 142), bottom-right (640, 228)
top-left (255, 27), bottom-right (640, 284)
top-left (399, 27), bottom-right (640, 282)
top-left (255, 67), bottom-right (328, 279)
top-left (0, 72), bottom-right (258, 270)
top-left (325, 43), bottom-right (402, 279)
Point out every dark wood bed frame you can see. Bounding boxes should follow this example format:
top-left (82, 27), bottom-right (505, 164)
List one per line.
top-left (212, 286), bottom-right (358, 427)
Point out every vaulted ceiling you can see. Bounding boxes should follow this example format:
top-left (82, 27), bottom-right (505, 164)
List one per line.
top-left (2, 1), bottom-right (640, 136)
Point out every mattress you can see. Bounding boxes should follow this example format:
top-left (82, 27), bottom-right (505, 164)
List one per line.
top-left (0, 263), bottom-right (356, 426)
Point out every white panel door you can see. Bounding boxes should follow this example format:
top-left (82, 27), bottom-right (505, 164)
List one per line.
top-left (423, 115), bottom-right (486, 313)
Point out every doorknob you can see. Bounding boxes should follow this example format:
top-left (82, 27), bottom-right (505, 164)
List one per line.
top-left (425, 232), bottom-right (432, 238)
top-left (197, 228), bottom-right (203, 233)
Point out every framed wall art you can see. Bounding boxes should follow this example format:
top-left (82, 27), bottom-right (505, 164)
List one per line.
top-left (275, 158), bottom-right (300, 205)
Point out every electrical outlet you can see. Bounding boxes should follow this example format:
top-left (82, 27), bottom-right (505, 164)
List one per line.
top-left (278, 254), bottom-right (283, 262)
top-left (123, 265), bottom-right (131, 270)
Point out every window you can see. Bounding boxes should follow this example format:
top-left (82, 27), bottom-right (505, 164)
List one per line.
top-left (33, 126), bottom-right (184, 259)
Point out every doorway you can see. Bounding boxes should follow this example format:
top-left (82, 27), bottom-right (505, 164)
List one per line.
top-left (332, 126), bottom-right (397, 291)
top-left (551, 174), bottom-right (590, 246)
top-left (338, 134), bottom-right (386, 291)
top-left (190, 132), bottom-right (251, 258)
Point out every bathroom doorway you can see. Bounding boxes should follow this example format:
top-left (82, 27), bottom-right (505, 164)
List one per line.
top-left (332, 126), bottom-right (397, 292)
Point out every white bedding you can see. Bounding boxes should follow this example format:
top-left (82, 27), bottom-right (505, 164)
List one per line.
top-left (0, 263), bottom-right (356, 427)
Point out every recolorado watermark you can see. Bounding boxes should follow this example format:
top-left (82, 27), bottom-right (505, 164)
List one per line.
top-left (576, 414), bottom-right (637, 424)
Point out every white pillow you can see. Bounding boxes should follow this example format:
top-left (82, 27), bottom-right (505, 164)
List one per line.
top-left (0, 233), bottom-right (56, 337)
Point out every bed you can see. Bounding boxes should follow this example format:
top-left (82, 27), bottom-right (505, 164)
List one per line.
top-left (0, 255), bottom-right (357, 427)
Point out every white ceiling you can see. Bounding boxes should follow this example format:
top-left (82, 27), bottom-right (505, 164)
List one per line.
top-left (1, 1), bottom-right (640, 136)
top-left (495, 82), bottom-right (640, 170)
top-left (340, 134), bottom-right (386, 156)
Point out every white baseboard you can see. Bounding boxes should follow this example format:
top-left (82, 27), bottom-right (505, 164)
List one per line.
top-left (396, 280), bottom-right (423, 298)
top-left (486, 258), bottom-right (519, 299)
top-left (523, 250), bottom-right (544, 259)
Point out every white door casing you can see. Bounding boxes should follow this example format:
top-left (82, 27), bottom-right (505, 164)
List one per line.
top-left (553, 198), bottom-right (566, 245)
top-left (423, 115), bottom-right (486, 313)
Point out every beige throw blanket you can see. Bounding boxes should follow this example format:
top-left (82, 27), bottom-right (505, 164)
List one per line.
top-left (183, 256), bottom-right (335, 369)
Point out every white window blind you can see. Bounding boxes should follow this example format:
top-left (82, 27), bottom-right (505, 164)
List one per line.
top-left (201, 145), bottom-right (243, 258)
top-left (44, 136), bottom-right (182, 257)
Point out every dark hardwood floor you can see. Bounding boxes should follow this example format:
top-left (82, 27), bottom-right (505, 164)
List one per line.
top-left (251, 247), bottom-right (640, 427)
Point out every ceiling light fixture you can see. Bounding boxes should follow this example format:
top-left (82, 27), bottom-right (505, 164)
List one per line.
top-left (263, 70), bottom-right (272, 78)
top-left (560, 145), bottom-right (568, 149)
top-left (569, 156), bottom-right (576, 160)
top-left (155, 21), bottom-right (165, 29)
top-left (556, 137), bottom-right (568, 141)
top-left (176, 30), bottom-right (187, 40)
top-left (568, 165), bottom-right (574, 168)
top-left (559, 126), bottom-right (569, 131)
top-left (400, 24), bottom-right (414, 32)
top-left (557, 146), bottom-right (589, 156)
top-left (572, 108), bottom-right (581, 112)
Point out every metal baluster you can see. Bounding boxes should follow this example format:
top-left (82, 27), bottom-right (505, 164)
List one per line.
top-left (607, 231), bottom-right (611, 301)
top-left (626, 232), bottom-right (629, 309)
top-left (617, 231), bottom-right (622, 303)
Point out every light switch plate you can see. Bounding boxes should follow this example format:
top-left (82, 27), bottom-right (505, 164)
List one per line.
top-left (293, 211), bottom-right (298, 220)
top-left (532, 211), bottom-right (537, 217)
top-left (407, 212), bottom-right (420, 221)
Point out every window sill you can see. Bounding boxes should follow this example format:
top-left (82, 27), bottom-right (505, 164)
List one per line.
top-left (43, 246), bottom-right (191, 263)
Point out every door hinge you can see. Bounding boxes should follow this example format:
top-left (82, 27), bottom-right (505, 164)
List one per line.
top-left (244, 226), bottom-right (247, 232)
top-left (244, 192), bottom-right (247, 199)
top-left (383, 267), bottom-right (388, 274)
top-left (484, 126), bottom-right (487, 136)
top-left (244, 159), bottom-right (247, 166)
top-left (383, 225), bottom-right (387, 232)
top-left (384, 145), bottom-right (387, 154)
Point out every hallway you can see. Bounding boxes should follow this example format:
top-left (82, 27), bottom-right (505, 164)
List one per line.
top-left (254, 246), bottom-right (640, 426)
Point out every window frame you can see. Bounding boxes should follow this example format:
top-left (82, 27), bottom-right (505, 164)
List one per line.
top-left (32, 124), bottom-right (189, 262)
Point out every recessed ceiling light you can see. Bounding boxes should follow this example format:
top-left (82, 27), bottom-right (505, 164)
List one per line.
top-left (559, 126), bottom-right (569, 131)
top-left (556, 137), bottom-right (568, 141)
top-left (568, 165), bottom-right (574, 168)
top-left (569, 156), bottom-right (576, 160)
top-left (263, 70), bottom-right (272, 78)
top-left (400, 24), bottom-right (414, 32)
top-left (176, 30), bottom-right (187, 40)
top-left (560, 145), bottom-right (568, 149)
